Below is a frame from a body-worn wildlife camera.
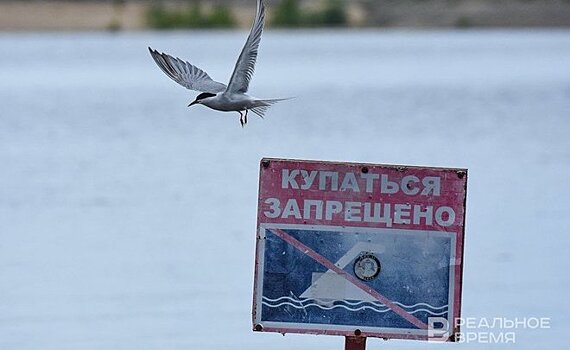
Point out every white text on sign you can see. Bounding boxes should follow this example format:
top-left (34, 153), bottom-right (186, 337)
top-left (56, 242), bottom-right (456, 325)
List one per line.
top-left (281, 169), bottom-right (441, 195)
top-left (262, 169), bottom-right (456, 228)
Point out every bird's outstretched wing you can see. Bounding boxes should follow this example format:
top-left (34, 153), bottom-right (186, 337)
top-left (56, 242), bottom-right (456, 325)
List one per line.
top-left (226, 0), bottom-right (265, 94)
top-left (148, 47), bottom-right (227, 93)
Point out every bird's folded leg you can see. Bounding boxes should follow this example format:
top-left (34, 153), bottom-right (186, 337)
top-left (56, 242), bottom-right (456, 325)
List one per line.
top-left (244, 110), bottom-right (249, 124)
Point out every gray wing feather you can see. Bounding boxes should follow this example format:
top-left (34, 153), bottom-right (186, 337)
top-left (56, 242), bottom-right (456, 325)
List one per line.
top-left (148, 47), bottom-right (227, 93)
top-left (226, 0), bottom-right (265, 94)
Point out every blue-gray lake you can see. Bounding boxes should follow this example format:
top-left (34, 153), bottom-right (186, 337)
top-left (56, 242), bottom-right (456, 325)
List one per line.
top-left (1, 30), bottom-right (569, 349)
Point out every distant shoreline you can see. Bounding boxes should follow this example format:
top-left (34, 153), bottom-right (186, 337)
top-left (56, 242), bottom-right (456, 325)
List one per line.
top-left (1, 0), bottom-right (569, 31)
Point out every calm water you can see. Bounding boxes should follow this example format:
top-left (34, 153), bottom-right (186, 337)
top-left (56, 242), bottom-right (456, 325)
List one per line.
top-left (1, 30), bottom-right (569, 349)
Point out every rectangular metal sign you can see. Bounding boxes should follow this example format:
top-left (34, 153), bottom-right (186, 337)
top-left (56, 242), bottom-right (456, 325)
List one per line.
top-left (252, 158), bottom-right (467, 341)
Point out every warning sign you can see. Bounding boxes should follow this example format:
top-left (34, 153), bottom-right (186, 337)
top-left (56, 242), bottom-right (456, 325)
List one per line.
top-left (252, 158), bottom-right (467, 341)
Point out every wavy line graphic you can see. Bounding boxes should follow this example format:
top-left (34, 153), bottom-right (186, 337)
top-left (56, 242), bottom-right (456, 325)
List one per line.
top-left (261, 300), bottom-right (449, 316)
top-left (263, 301), bottom-right (391, 313)
top-left (262, 296), bottom-right (448, 312)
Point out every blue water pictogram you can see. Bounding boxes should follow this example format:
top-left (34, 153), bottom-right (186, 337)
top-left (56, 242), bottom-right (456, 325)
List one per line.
top-left (255, 224), bottom-right (456, 333)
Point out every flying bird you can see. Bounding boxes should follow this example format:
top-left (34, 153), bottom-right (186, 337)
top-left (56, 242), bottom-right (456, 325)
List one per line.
top-left (149, 0), bottom-right (286, 127)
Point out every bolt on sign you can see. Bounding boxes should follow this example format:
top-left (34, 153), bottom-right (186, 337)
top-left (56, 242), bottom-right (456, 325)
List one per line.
top-left (252, 158), bottom-right (468, 342)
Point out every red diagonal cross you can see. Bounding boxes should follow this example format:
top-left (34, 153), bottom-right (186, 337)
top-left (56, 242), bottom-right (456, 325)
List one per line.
top-left (269, 228), bottom-right (428, 330)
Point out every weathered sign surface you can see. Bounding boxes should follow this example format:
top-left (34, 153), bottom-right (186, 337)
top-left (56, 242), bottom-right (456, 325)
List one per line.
top-left (252, 158), bottom-right (467, 341)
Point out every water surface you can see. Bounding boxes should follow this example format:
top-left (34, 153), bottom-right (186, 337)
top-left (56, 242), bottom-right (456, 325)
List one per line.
top-left (1, 30), bottom-right (569, 350)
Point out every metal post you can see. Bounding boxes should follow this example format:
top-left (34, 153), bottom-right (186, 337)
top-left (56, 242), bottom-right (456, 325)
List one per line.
top-left (345, 336), bottom-right (367, 350)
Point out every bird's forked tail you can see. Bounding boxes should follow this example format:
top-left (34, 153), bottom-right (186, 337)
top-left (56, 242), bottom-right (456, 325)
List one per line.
top-left (250, 98), bottom-right (291, 118)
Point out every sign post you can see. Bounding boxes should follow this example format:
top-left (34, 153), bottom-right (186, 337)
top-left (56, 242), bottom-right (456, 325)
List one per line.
top-left (252, 158), bottom-right (467, 345)
top-left (345, 336), bottom-right (366, 350)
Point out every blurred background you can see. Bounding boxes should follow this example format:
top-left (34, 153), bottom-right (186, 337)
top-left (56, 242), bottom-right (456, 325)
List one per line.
top-left (1, 1), bottom-right (569, 350)
top-left (1, 0), bottom-right (570, 30)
